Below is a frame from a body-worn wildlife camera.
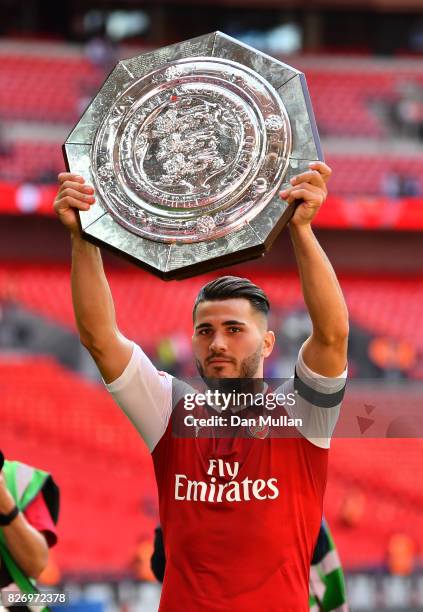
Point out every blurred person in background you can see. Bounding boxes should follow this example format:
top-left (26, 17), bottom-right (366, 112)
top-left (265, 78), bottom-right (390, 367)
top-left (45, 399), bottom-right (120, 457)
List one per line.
top-left (387, 533), bottom-right (416, 576)
top-left (0, 451), bottom-right (59, 611)
top-left (85, 31), bottom-right (117, 74)
top-left (0, 123), bottom-right (11, 158)
top-left (53, 160), bottom-right (348, 611)
top-left (309, 520), bottom-right (348, 611)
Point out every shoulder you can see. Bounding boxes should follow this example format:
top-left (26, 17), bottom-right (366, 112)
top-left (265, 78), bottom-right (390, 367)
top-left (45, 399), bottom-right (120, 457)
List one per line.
top-left (294, 341), bottom-right (347, 407)
top-left (274, 343), bottom-right (347, 449)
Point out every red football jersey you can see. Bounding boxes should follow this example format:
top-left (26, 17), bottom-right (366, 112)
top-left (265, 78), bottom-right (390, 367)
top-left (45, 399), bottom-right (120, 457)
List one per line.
top-left (104, 342), bottom-right (347, 610)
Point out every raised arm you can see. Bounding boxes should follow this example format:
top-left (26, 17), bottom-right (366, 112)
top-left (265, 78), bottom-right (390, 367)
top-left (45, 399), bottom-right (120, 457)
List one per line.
top-left (280, 161), bottom-right (349, 376)
top-left (54, 173), bottom-right (132, 382)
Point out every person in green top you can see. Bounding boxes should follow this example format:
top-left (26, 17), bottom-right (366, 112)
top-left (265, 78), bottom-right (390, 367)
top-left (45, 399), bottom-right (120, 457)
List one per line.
top-left (0, 451), bottom-right (59, 612)
top-left (309, 519), bottom-right (349, 611)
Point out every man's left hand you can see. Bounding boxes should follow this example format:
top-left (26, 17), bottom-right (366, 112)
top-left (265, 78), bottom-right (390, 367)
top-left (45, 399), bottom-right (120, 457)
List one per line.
top-left (279, 161), bottom-right (332, 227)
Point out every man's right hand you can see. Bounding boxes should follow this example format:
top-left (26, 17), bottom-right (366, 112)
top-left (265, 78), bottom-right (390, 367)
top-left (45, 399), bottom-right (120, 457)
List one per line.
top-left (54, 173), bottom-right (96, 235)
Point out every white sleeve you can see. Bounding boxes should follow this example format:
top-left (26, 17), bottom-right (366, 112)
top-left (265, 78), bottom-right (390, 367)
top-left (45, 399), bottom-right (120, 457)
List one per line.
top-left (103, 342), bottom-right (173, 452)
top-left (283, 342), bottom-right (347, 449)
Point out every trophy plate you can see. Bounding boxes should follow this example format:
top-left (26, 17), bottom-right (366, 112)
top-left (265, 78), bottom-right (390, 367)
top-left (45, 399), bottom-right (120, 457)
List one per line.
top-left (63, 32), bottom-right (323, 279)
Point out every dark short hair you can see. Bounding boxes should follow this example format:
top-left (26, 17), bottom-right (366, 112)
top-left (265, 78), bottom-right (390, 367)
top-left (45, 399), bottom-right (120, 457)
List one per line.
top-left (193, 276), bottom-right (270, 321)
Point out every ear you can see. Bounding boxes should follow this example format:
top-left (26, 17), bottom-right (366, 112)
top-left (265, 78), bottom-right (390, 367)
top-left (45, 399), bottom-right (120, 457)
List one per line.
top-left (263, 330), bottom-right (275, 358)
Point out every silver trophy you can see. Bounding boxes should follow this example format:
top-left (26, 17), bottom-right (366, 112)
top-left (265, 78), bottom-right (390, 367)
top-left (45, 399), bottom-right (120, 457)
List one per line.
top-left (63, 31), bottom-right (323, 279)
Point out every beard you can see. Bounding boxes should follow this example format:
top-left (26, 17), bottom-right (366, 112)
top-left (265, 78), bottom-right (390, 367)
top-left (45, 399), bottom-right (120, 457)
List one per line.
top-left (195, 345), bottom-right (266, 405)
top-left (195, 344), bottom-right (263, 380)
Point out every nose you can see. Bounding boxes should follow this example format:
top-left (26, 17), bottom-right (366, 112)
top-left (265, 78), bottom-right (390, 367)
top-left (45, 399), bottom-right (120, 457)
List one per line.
top-left (209, 332), bottom-right (227, 354)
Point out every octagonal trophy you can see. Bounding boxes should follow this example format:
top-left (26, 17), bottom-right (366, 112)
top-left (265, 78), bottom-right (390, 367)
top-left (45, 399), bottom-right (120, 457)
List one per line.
top-left (63, 31), bottom-right (323, 280)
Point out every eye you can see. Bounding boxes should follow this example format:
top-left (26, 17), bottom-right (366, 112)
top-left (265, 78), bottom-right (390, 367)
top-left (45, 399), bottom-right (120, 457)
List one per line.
top-left (198, 328), bottom-right (211, 335)
top-left (228, 326), bottom-right (241, 333)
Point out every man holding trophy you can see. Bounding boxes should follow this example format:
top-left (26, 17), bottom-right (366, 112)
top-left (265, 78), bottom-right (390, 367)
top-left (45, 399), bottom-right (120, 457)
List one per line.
top-left (54, 159), bottom-right (348, 611)
top-left (55, 32), bottom-right (349, 611)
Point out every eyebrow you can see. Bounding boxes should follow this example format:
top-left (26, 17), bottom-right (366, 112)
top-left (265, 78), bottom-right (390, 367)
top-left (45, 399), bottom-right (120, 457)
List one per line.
top-left (195, 320), bottom-right (246, 330)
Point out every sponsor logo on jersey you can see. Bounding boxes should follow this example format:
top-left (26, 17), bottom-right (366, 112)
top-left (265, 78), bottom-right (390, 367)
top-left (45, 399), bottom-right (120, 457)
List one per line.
top-left (174, 459), bottom-right (279, 502)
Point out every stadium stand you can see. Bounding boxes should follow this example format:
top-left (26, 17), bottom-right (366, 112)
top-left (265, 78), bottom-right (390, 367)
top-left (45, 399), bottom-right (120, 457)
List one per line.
top-left (325, 155), bottom-right (423, 196)
top-left (1, 264), bottom-right (423, 355)
top-left (327, 438), bottom-right (423, 569)
top-left (0, 142), bottom-right (64, 183)
top-left (1, 52), bottom-right (422, 133)
top-left (305, 68), bottom-right (423, 138)
top-left (1, 47), bottom-right (423, 197)
top-left (0, 54), bottom-right (101, 123)
top-left (1, 355), bottom-right (156, 573)
top-left (1, 144), bottom-right (423, 196)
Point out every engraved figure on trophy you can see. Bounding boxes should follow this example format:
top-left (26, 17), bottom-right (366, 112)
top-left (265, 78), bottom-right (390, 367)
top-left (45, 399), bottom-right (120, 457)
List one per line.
top-left (136, 96), bottom-right (241, 204)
